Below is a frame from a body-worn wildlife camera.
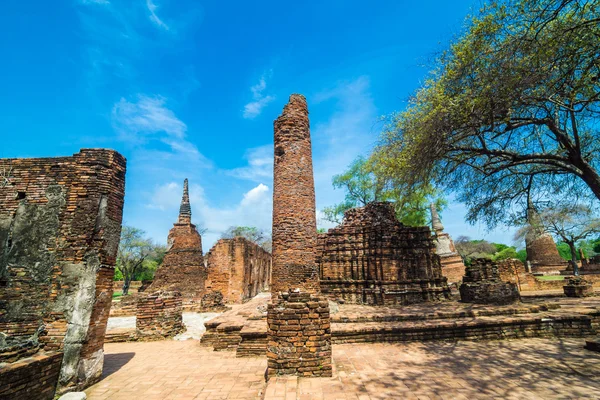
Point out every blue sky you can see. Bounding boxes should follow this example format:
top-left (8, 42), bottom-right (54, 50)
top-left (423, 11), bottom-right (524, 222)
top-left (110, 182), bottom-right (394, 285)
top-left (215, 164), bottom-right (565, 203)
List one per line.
top-left (0, 0), bottom-right (518, 251)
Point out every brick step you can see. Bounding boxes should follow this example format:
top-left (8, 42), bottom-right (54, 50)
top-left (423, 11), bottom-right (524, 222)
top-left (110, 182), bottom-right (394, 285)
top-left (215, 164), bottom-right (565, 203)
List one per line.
top-left (331, 312), bottom-right (595, 343)
top-left (331, 304), bottom-right (557, 323)
top-left (217, 311), bottom-right (596, 357)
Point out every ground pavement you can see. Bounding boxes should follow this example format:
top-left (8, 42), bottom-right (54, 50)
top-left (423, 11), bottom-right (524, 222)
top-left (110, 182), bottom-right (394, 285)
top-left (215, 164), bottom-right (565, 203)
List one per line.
top-left (85, 337), bottom-right (600, 399)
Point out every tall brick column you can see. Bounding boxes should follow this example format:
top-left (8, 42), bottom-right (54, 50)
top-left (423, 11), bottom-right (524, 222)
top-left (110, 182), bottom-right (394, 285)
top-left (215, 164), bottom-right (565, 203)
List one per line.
top-left (267, 94), bottom-right (332, 377)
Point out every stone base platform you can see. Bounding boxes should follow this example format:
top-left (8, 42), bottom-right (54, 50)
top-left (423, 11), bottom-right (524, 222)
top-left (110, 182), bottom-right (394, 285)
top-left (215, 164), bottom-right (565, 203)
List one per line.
top-left (200, 293), bottom-right (600, 357)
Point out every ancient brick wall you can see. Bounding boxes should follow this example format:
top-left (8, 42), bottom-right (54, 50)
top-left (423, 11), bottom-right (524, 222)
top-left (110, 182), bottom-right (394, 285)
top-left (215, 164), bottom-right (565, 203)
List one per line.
top-left (316, 202), bottom-right (450, 305)
top-left (0, 149), bottom-right (126, 394)
top-left (0, 351), bottom-right (63, 400)
top-left (150, 179), bottom-right (207, 301)
top-left (268, 94), bottom-right (331, 378)
top-left (136, 291), bottom-right (184, 340)
top-left (206, 237), bottom-right (271, 303)
top-left (271, 95), bottom-right (319, 295)
top-left (460, 258), bottom-right (520, 304)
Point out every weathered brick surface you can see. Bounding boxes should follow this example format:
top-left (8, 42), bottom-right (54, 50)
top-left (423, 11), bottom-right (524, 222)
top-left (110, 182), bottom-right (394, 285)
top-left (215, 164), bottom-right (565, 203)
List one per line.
top-left (136, 291), bottom-right (184, 340)
top-left (206, 237), bottom-right (271, 304)
top-left (460, 258), bottom-right (520, 305)
top-left (563, 276), bottom-right (594, 297)
top-left (267, 292), bottom-right (332, 377)
top-left (150, 179), bottom-right (207, 302)
top-left (317, 202), bottom-right (451, 305)
top-left (268, 94), bottom-right (331, 377)
top-left (0, 149), bottom-right (125, 394)
top-left (0, 351), bottom-right (63, 400)
top-left (526, 233), bottom-right (568, 274)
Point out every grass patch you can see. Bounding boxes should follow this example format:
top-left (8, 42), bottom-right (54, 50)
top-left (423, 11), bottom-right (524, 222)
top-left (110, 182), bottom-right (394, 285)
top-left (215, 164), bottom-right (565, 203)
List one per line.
top-left (536, 275), bottom-right (566, 281)
top-left (112, 290), bottom-right (123, 299)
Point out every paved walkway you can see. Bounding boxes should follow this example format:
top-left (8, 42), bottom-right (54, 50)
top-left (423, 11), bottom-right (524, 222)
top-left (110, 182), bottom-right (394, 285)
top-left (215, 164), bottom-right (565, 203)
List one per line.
top-left (86, 338), bottom-right (600, 400)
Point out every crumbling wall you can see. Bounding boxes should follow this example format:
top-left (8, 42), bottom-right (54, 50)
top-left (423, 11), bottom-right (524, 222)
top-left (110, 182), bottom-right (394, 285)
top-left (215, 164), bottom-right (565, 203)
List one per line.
top-left (0, 149), bottom-right (126, 395)
top-left (316, 202), bottom-right (450, 305)
top-left (205, 237), bottom-right (271, 303)
top-left (268, 94), bottom-right (332, 378)
top-left (460, 258), bottom-right (520, 304)
top-left (136, 291), bottom-right (184, 340)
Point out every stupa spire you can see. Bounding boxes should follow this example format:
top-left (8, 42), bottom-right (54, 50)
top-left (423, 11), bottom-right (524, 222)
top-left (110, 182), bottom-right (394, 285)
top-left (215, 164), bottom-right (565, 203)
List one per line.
top-left (178, 178), bottom-right (191, 224)
top-left (430, 202), bottom-right (444, 234)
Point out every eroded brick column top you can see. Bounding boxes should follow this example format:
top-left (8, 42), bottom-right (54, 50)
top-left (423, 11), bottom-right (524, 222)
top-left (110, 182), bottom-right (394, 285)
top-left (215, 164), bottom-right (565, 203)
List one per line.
top-left (271, 94), bottom-right (319, 295)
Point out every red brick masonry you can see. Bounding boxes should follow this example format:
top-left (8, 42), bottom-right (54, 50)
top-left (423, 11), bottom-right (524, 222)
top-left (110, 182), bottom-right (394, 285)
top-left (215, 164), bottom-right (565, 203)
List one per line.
top-left (0, 149), bottom-right (125, 395)
top-left (268, 94), bottom-right (331, 377)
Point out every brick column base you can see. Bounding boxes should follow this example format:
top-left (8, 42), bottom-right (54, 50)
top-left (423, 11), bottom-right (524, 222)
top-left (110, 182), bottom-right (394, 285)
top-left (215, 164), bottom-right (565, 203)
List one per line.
top-left (267, 292), bottom-right (332, 377)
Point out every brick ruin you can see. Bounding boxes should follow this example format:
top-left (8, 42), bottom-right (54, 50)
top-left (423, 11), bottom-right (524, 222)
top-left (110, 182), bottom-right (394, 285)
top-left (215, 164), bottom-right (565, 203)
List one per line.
top-left (150, 179), bottom-right (207, 305)
top-left (0, 149), bottom-right (126, 397)
top-left (205, 237), bottom-right (271, 304)
top-left (317, 202), bottom-right (451, 305)
top-left (460, 258), bottom-right (520, 305)
top-left (136, 291), bottom-right (185, 340)
top-left (429, 203), bottom-right (465, 284)
top-left (267, 94), bottom-right (332, 377)
top-left (525, 202), bottom-right (567, 274)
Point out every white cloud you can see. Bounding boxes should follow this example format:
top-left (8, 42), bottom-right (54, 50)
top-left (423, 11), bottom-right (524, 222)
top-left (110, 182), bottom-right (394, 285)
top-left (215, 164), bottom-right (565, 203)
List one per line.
top-left (243, 73), bottom-right (275, 119)
top-left (146, 0), bottom-right (169, 30)
top-left (227, 145), bottom-right (273, 182)
top-left (112, 94), bottom-right (200, 156)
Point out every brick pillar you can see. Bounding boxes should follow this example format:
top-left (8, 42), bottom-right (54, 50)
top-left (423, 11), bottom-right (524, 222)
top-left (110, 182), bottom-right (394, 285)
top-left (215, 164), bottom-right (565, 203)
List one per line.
top-left (267, 94), bottom-right (332, 378)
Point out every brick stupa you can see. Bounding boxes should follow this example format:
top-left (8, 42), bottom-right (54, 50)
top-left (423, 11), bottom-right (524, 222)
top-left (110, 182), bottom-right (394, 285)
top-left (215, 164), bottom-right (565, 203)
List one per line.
top-left (267, 94), bottom-right (332, 377)
top-left (525, 201), bottom-right (567, 274)
top-left (150, 179), bottom-right (207, 301)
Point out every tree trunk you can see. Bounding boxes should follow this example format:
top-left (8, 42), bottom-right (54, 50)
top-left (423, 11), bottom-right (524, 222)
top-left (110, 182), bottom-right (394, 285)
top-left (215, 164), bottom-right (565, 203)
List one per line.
top-left (567, 241), bottom-right (579, 276)
top-left (575, 158), bottom-right (600, 202)
top-left (122, 275), bottom-right (131, 296)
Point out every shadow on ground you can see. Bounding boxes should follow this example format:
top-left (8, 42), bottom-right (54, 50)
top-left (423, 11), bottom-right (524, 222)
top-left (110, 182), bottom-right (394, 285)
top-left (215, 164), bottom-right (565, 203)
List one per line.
top-left (101, 352), bottom-right (135, 379)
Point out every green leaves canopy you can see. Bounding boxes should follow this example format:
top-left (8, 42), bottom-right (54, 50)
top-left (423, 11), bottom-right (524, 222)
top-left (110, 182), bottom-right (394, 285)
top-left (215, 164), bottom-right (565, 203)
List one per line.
top-left (373, 0), bottom-right (600, 228)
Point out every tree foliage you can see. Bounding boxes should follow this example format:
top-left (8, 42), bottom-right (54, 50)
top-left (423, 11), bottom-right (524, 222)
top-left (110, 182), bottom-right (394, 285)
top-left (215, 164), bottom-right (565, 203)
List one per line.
top-left (221, 226), bottom-right (272, 252)
top-left (373, 0), bottom-right (600, 228)
top-left (116, 226), bottom-right (164, 295)
top-left (323, 156), bottom-right (445, 226)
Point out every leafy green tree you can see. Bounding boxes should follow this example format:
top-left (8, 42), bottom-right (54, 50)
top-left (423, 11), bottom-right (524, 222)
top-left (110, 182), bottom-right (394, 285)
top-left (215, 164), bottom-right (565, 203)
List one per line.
top-left (516, 249), bottom-right (528, 263)
top-left (116, 226), bottom-right (161, 295)
top-left (323, 156), bottom-right (445, 226)
top-left (373, 0), bottom-right (600, 229)
top-left (492, 247), bottom-right (518, 261)
top-left (454, 236), bottom-right (497, 265)
top-left (222, 226), bottom-right (272, 252)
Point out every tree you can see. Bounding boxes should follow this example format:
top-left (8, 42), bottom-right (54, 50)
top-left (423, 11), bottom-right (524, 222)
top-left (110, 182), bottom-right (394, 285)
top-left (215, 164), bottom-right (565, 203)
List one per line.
top-left (516, 204), bottom-right (600, 274)
top-left (373, 0), bottom-right (600, 229)
top-left (454, 236), bottom-right (498, 264)
top-left (323, 156), bottom-right (445, 226)
top-left (116, 226), bottom-right (159, 295)
top-left (221, 226), bottom-right (272, 252)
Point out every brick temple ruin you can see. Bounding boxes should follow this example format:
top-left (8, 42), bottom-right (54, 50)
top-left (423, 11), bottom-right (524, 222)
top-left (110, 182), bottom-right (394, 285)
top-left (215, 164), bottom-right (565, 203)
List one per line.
top-left (459, 258), bottom-right (520, 305)
top-left (317, 202), bottom-right (451, 305)
top-left (150, 179), bottom-right (207, 306)
top-left (525, 202), bottom-right (567, 274)
top-left (430, 203), bottom-right (465, 284)
top-left (0, 149), bottom-right (126, 399)
top-left (205, 237), bottom-right (271, 304)
top-left (267, 94), bottom-right (332, 377)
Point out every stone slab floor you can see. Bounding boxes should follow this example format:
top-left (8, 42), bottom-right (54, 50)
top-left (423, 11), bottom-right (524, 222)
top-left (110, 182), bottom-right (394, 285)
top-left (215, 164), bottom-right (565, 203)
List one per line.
top-left (86, 338), bottom-right (600, 400)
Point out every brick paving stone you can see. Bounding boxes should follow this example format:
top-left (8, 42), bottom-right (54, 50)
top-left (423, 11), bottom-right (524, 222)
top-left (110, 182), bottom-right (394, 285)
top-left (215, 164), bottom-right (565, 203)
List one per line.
top-left (86, 337), bottom-right (600, 399)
